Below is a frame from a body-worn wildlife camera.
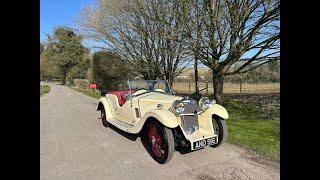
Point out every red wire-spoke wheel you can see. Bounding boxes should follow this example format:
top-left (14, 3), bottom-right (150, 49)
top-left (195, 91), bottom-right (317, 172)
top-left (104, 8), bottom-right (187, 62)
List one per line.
top-left (146, 121), bottom-right (174, 164)
top-left (100, 107), bottom-right (109, 127)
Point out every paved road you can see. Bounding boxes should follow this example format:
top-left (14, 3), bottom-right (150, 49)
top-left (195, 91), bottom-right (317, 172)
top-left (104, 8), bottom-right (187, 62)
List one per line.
top-left (40, 83), bottom-right (280, 180)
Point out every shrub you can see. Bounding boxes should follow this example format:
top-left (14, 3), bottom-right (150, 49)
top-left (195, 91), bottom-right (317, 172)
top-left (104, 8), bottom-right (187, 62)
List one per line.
top-left (74, 79), bottom-right (90, 89)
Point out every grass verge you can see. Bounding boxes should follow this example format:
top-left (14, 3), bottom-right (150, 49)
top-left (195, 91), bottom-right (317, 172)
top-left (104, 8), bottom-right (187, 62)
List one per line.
top-left (70, 86), bottom-right (101, 99)
top-left (223, 98), bottom-right (280, 162)
top-left (40, 84), bottom-right (51, 95)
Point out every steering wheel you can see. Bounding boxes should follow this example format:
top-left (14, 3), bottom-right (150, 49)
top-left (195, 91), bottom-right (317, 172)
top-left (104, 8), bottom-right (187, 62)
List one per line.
top-left (154, 89), bottom-right (166, 93)
top-left (135, 88), bottom-right (148, 91)
top-left (132, 88), bottom-right (148, 96)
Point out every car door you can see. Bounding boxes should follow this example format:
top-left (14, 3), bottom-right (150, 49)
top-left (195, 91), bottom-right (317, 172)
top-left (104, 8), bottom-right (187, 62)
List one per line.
top-left (117, 101), bottom-right (133, 125)
top-left (117, 97), bottom-right (139, 125)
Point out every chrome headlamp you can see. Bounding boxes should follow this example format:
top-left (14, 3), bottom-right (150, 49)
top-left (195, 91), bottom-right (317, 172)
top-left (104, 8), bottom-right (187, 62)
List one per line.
top-left (199, 97), bottom-right (215, 110)
top-left (172, 100), bottom-right (185, 115)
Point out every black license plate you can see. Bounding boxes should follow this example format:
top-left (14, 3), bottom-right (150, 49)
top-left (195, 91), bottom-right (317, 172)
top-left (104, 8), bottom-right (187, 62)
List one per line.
top-left (192, 136), bottom-right (218, 150)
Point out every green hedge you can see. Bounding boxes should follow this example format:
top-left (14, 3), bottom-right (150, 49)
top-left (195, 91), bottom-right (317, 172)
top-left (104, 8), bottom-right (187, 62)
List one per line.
top-left (40, 84), bottom-right (51, 95)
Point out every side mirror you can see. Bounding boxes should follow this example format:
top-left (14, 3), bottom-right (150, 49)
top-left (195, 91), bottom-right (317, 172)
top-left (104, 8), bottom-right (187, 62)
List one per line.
top-left (100, 89), bottom-right (107, 96)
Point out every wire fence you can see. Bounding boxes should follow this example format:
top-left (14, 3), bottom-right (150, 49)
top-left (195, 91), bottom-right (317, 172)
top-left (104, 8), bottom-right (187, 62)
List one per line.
top-left (172, 81), bottom-right (280, 95)
top-left (41, 79), bottom-right (280, 96)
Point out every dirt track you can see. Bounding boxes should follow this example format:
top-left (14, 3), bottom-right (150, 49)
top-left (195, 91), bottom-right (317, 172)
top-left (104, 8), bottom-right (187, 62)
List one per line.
top-left (40, 83), bottom-right (280, 180)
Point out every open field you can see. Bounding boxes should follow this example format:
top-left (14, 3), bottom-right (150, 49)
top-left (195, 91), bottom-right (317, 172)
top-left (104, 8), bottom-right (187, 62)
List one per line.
top-left (172, 82), bottom-right (280, 94)
top-left (178, 67), bottom-right (210, 76)
top-left (40, 84), bottom-right (51, 95)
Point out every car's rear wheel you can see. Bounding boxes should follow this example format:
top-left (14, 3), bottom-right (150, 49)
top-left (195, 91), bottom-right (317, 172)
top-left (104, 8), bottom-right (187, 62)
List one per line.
top-left (146, 121), bottom-right (174, 164)
top-left (211, 116), bottom-right (227, 148)
top-left (100, 107), bottom-right (109, 127)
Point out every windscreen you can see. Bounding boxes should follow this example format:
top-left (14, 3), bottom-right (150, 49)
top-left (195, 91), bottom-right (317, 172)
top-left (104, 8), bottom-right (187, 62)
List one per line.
top-left (129, 80), bottom-right (172, 94)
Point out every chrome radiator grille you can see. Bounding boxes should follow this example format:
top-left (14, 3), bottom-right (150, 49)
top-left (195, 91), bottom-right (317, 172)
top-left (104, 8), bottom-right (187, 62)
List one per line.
top-left (181, 99), bottom-right (199, 134)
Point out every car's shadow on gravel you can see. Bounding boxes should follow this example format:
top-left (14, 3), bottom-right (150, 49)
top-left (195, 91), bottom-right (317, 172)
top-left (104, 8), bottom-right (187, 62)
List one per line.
top-left (107, 123), bottom-right (139, 141)
top-left (104, 123), bottom-right (159, 161)
top-left (176, 147), bottom-right (193, 154)
top-left (104, 121), bottom-right (196, 158)
top-left (103, 122), bottom-right (170, 162)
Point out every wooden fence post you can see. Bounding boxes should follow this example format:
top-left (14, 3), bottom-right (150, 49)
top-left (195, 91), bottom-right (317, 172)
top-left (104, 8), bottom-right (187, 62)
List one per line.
top-left (240, 79), bottom-right (242, 95)
top-left (206, 81), bottom-right (208, 95)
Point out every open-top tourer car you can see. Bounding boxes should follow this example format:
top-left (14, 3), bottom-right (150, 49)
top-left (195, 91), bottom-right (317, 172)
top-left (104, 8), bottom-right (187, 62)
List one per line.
top-left (96, 80), bottom-right (228, 164)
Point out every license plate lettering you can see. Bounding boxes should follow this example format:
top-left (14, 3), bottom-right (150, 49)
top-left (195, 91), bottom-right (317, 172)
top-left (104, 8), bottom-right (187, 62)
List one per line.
top-left (193, 137), bottom-right (217, 150)
top-left (207, 137), bottom-right (216, 145)
top-left (195, 140), bottom-right (206, 149)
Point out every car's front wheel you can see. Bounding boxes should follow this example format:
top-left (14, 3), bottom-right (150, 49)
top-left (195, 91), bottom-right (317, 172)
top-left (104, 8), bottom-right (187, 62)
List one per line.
top-left (100, 107), bottom-right (109, 127)
top-left (211, 116), bottom-right (227, 148)
top-left (145, 121), bottom-right (175, 164)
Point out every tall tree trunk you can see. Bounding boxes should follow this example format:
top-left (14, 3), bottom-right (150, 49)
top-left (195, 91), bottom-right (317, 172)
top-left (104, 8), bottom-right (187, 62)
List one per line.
top-left (88, 58), bottom-right (94, 83)
top-left (194, 56), bottom-right (199, 94)
top-left (168, 76), bottom-right (174, 90)
top-left (212, 72), bottom-right (224, 104)
top-left (62, 69), bottom-right (67, 85)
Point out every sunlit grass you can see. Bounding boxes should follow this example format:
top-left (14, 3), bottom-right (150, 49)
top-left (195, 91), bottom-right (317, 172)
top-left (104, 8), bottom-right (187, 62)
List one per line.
top-left (40, 84), bottom-right (50, 95)
top-left (223, 98), bottom-right (280, 162)
top-left (70, 86), bottom-right (101, 99)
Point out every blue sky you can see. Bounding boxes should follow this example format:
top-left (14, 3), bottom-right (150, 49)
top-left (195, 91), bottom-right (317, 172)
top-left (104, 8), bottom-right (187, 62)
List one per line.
top-left (40, 0), bottom-right (278, 60)
top-left (40, 0), bottom-right (94, 42)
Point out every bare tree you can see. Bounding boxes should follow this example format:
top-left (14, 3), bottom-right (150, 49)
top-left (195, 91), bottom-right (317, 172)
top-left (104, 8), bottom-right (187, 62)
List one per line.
top-left (185, 0), bottom-right (280, 103)
top-left (77, 0), bottom-right (191, 86)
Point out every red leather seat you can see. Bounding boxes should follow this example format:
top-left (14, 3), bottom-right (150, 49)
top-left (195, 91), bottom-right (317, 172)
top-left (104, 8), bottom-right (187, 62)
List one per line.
top-left (107, 90), bottom-right (131, 106)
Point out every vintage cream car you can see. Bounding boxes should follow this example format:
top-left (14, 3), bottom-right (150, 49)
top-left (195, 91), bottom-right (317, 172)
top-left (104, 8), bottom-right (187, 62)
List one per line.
top-left (96, 80), bottom-right (228, 164)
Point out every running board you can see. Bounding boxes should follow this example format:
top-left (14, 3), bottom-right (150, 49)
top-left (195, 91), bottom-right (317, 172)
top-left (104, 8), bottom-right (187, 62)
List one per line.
top-left (107, 118), bottom-right (134, 132)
